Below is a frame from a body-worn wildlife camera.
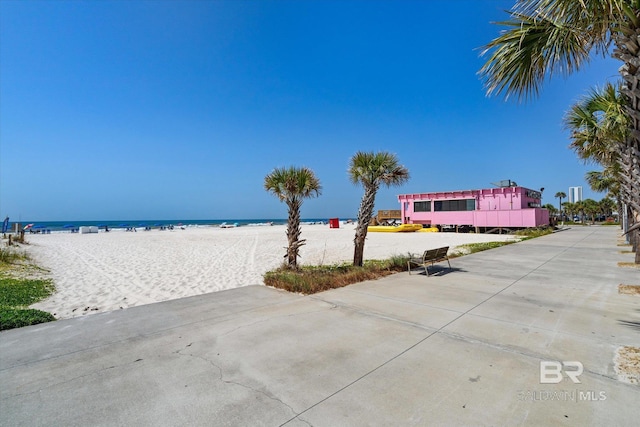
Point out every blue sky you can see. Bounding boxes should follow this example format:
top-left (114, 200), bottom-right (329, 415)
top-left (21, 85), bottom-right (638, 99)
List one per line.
top-left (0, 0), bottom-right (621, 221)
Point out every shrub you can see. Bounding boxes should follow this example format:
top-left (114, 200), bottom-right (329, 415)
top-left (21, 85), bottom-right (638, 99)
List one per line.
top-left (0, 308), bottom-right (56, 331)
top-left (264, 256), bottom-right (410, 294)
top-left (0, 276), bottom-right (56, 330)
top-left (0, 277), bottom-right (55, 307)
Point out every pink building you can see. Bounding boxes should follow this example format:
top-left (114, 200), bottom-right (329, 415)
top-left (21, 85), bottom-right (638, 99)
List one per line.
top-left (398, 186), bottom-right (549, 231)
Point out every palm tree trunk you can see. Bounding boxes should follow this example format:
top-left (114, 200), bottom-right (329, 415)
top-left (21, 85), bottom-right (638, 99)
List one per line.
top-left (617, 199), bottom-right (624, 231)
top-left (613, 21), bottom-right (640, 264)
top-left (286, 199), bottom-right (305, 269)
top-left (353, 185), bottom-right (377, 266)
top-left (558, 196), bottom-right (563, 224)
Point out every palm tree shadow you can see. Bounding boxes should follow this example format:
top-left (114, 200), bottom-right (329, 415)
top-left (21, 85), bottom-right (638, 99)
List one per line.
top-left (618, 309), bottom-right (640, 332)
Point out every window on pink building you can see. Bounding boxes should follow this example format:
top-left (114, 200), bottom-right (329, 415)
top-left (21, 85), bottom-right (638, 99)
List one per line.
top-left (434, 199), bottom-right (475, 211)
top-left (414, 201), bottom-right (431, 212)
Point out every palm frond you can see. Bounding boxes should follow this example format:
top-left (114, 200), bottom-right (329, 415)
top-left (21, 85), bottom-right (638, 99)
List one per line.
top-left (514, 0), bottom-right (624, 49)
top-left (480, 12), bottom-right (592, 100)
top-left (348, 151), bottom-right (410, 187)
top-left (564, 82), bottom-right (627, 165)
top-left (480, 0), bottom-right (624, 101)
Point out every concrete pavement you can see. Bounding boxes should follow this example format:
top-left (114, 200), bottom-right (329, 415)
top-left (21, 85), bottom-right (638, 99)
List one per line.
top-left (1, 226), bottom-right (639, 426)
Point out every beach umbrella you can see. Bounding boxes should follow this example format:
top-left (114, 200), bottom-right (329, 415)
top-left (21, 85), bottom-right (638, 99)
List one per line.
top-left (63, 224), bottom-right (75, 229)
top-left (23, 223), bottom-right (34, 230)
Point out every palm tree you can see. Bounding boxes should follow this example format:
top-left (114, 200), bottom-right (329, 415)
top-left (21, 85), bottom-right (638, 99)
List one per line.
top-left (479, 0), bottom-right (640, 263)
top-left (554, 191), bottom-right (566, 221)
top-left (565, 83), bottom-right (626, 227)
top-left (563, 202), bottom-right (577, 222)
top-left (545, 204), bottom-right (558, 222)
top-left (599, 197), bottom-right (617, 219)
top-left (575, 201), bottom-right (587, 223)
top-left (349, 151), bottom-right (409, 266)
top-left (264, 166), bottom-right (322, 269)
top-left (586, 170), bottom-right (617, 194)
top-left (565, 83), bottom-right (627, 168)
top-left (565, 83), bottom-right (625, 198)
top-left (583, 199), bottom-right (600, 224)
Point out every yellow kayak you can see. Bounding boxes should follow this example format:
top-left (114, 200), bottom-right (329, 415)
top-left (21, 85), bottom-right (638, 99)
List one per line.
top-left (418, 227), bottom-right (439, 232)
top-left (367, 224), bottom-right (424, 232)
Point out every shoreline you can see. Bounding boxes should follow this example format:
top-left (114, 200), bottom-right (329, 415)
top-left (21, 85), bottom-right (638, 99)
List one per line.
top-left (9, 218), bottom-right (342, 234)
top-left (23, 224), bottom-right (518, 319)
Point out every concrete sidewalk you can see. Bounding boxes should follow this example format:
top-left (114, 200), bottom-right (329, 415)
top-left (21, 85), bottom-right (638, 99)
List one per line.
top-left (1, 226), bottom-right (639, 426)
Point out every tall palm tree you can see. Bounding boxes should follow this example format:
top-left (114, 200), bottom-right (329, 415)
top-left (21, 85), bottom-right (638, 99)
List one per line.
top-left (575, 200), bottom-right (587, 223)
top-left (565, 83), bottom-right (625, 196)
top-left (563, 202), bottom-right (577, 222)
top-left (565, 83), bottom-right (626, 227)
top-left (586, 170), bottom-right (625, 226)
top-left (565, 83), bottom-right (627, 168)
top-left (479, 0), bottom-right (640, 263)
top-left (583, 199), bottom-right (600, 224)
top-left (264, 166), bottom-right (322, 269)
top-left (599, 197), bottom-right (617, 219)
top-left (554, 191), bottom-right (566, 221)
top-left (349, 151), bottom-right (409, 266)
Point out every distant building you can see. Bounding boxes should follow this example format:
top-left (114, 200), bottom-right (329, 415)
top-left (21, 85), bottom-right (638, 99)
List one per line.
top-left (397, 185), bottom-right (549, 231)
top-left (568, 186), bottom-right (583, 203)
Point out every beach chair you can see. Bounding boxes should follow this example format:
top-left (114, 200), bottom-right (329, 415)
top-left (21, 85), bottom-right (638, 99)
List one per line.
top-left (407, 246), bottom-right (451, 276)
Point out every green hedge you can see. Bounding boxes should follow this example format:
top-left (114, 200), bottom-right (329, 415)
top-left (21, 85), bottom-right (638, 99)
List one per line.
top-left (0, 276), bottom-right (56, 331)
top-left (0, 308), bottom-right (56, 331)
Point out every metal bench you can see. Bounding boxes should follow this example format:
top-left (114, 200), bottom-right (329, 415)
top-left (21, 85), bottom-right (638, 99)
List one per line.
top-left (407, 246), bottom-right (451, 276)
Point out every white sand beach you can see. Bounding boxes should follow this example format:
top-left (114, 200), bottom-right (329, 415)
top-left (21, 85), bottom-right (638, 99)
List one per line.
top-left (24, 225), bottom-right (517, 319)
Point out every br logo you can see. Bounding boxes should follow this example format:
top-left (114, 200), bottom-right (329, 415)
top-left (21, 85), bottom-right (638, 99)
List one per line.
top-left (540, 361), bottom-right (584, 384)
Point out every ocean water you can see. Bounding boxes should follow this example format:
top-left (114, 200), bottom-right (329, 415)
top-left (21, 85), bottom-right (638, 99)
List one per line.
top-left (5, 218), bottom-right (347, 233)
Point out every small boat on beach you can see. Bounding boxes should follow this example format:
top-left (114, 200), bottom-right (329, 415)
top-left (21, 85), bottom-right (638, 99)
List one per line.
top-left (219, 222), bottom-right (239, 228)
top-left (367, 224), bottom-right (424, 233)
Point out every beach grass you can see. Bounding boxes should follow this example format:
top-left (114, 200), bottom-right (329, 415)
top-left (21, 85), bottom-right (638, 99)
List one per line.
top-left (450, 241), bottom-right (516, 257)
top-left (264, 255), bottom-right (409, 294)
top-left (0, 246), bottom-right (56, 330)
top-left (513, 227), bottom-right (554, 239)
top-left (0, 247), bottom-right (29, 268)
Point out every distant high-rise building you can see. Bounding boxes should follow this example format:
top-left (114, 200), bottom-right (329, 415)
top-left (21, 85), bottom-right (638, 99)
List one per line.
top-left (568, 186), bottom-right (583, 203)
